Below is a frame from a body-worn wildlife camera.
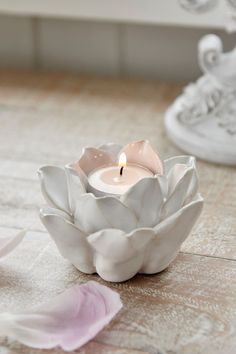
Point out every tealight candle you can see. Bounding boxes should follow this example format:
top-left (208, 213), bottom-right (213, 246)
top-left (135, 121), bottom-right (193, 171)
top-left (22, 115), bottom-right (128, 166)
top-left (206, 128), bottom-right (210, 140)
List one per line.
top-left (88, 152), bottom-right (153, 196)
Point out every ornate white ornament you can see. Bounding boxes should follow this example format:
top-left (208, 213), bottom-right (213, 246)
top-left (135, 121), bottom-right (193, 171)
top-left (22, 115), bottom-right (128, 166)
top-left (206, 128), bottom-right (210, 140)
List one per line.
top-left (39, 142), bottom-right (203, 282)
top-left (179, 0), bottom-right (236, 32)
top-left (165, 2), bottom-right (236, 165)
top-left (179, 0), bottom-right (218, 13)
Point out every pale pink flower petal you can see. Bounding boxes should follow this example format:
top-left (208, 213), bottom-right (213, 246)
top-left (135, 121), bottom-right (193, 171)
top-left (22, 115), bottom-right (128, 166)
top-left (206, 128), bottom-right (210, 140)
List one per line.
top-left (0, 281), bottom-right (122, 351)
top-left (121, 140), bottom-right (163, 175)
top-left (0, 229), bottom-right (26, 259)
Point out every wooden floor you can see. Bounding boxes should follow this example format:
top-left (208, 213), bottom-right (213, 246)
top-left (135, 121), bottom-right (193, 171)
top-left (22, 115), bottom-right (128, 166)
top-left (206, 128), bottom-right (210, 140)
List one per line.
top-left (0, 70), bottom-right (235, 354)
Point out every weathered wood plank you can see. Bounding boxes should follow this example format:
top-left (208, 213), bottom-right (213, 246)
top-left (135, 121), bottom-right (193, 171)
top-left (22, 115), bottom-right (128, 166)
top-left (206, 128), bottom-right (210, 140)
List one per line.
top-left (0, 341), bottom-right (147, 354)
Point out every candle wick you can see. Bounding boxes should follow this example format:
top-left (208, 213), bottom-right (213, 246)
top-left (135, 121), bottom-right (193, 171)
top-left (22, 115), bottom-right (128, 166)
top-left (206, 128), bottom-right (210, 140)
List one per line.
top-left (120, 166), bottom-right (124, 176)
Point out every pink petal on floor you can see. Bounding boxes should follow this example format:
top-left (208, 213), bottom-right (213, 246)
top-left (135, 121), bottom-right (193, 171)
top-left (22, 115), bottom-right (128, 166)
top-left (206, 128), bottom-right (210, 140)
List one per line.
top-left (0, 281), bottom-right (122, 351)
top-left (0, 229), bottom-right (26, 259)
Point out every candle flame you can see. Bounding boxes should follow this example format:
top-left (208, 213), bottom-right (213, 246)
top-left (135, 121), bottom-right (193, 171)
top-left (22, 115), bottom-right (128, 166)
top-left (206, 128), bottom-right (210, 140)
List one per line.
top-left (118, 152), bottom-right (127, 167)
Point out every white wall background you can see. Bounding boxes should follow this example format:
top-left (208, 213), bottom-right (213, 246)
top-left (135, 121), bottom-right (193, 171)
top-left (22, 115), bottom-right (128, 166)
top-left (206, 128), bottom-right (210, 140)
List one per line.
top-left (0, 0), bottom-right (235, 82)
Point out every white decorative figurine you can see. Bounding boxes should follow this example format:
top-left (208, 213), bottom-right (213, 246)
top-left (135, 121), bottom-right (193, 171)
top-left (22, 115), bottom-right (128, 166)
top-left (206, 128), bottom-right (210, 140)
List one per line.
top-left (39, 140), bottom-right (203, 282)
top-left (165, 0), bottom-right (236, 165)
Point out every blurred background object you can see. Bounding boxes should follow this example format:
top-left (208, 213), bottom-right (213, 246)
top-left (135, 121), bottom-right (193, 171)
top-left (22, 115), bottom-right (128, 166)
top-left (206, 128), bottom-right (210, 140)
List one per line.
top-left (165, 0), bottom-right (236, 165)
top-left (0, 0), bottom-right (235, 82)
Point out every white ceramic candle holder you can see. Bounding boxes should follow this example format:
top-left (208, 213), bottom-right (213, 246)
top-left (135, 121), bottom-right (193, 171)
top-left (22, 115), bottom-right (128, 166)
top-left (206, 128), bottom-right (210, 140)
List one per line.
top-left (39, 141), bottom-right (203, 282)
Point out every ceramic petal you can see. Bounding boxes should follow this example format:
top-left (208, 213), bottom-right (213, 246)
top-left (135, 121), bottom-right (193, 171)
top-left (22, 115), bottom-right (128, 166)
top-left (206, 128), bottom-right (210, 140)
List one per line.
top-left (66, 161), bottom-right (89, 189)
top-left (65, 167), bottom-right (86, 214)
top-left (121, 140), bottom-right (163, 175)
top-left (163, 166), bottom-right (197, 218)
top-left (98, 143), bottom-right (122, 157)
top-left (0, 281), bottom-right (122, 351)
top-left (0, 230), bottom-right (26, 259)
top-left (168, 163), bottom-right (198, 202)
top-left (77, 147), bottom-right (116, 175)
top-left (88, 228), bottom-right (153, 263)
top-left (141, 194), bottom-right (203, 274)
top-left (165, 155), bottom-right (198, 202)
top-left (40, 207), bottom-right (94, 273)
top-left (164, 155), bottom-right (196, 174)
top-left (93, 255), bottom-right (144, 282)
top-left (38, 166), bottom-right (70, 214)
top-left (88, 228), bottom-right (154, 282)
top-left (121, 177), bottom-right (164, 227)
top-left (74, 194), bottom-right (137, 234)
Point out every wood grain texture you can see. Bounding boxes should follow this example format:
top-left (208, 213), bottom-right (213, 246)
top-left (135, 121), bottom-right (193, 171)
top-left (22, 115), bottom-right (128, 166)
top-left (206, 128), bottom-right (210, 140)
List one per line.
top-left (0, 70), bottom-right (235, 353)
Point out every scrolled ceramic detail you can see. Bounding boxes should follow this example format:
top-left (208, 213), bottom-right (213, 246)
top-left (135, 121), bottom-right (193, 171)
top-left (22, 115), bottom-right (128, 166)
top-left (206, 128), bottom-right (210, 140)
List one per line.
top-left (39, 141), bottom-right (203, 282)
top-left (174, 35), bottom-right (236, 133)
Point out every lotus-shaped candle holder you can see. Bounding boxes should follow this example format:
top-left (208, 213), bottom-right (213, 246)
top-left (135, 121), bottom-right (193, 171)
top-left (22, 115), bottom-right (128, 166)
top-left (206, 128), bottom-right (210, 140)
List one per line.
top-left (39, 141), bottom-right (203, 282)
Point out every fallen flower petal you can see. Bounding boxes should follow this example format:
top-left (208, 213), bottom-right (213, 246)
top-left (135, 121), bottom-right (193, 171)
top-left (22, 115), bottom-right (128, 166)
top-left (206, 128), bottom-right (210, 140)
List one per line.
top-left (0, 281), bottom-right (122, 351)
top-left (0, 229), bottom-right (26, 259)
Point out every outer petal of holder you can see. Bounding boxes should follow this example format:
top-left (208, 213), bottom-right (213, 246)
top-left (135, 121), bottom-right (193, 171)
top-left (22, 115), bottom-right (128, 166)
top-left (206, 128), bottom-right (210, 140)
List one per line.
top-left (167, 163), bottom-right (197, 195)
top-left (66, 162), bottom-right (88, 190)
top-left (164, 155), bottom-right (196, 174)
top-left (157, 174), bottom-right (169, 198)
top-left (38, 166), bottom-right (70, 214)
top-left (88, 228), bottom-right (154, 282)
top-left (65, 167), bottom-right (86, 214)
top-left (98, 143), bottom-right (122, 158)
top-left (121, 177), bottom-right (164, 228)
top-left (88, 228), bottom-right (154, 262)
top-left (120, 140), bottom-right (164, 175)
top-left (167, 163), bottom-right (198, 204)
top-left (163, 167), bottom-right (196, 218)
top-left (165, 156), bottom-right (198, 199)
top-left (74, 194), bottom-right (137, 234)
top-left (76, 147), bottom-right (116, 176)
top-left (141, 194), bottom-right (203, 274)
top-left (40, 207), bottom-right (94, 274)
